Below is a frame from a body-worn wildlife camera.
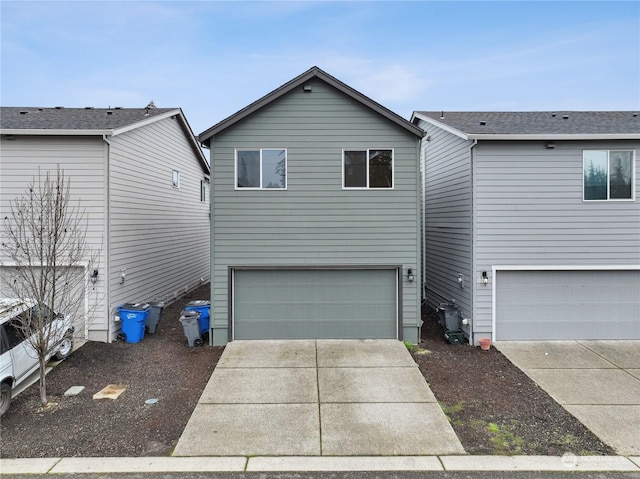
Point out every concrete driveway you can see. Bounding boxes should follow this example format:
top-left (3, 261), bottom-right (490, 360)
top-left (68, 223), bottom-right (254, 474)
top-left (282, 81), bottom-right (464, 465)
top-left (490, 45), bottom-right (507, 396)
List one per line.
top-left (173, 339), bottom-right (465, 457)
top-left (495, 340), bottom-right (640, 456)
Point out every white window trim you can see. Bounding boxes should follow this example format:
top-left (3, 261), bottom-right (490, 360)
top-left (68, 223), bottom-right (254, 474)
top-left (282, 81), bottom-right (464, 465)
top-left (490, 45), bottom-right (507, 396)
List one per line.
top-left (582, 149), bottom-right (635, 202)
top-left (172, 170), bottom-right (180, 188)
top-left (234, 148), bottom-right (288, 190)
top-left (342, 148), bottom-right (395, 190)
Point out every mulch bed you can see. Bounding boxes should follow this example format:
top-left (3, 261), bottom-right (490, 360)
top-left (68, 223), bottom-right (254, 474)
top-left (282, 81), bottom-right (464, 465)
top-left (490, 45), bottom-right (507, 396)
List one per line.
top-left (1, 290), bottom-right (614, 458)
top-left (0, 284), bottom-right (223, 458)
top-left (411, 307), bottom-right (615, 455)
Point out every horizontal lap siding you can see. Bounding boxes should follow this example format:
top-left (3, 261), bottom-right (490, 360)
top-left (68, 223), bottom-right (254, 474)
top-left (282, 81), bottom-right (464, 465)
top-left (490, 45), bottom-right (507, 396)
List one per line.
top-left (211, 79), bottom-right (420, 341)
top-left (417, 123), bottom-right (473, 330)
top-left (109, 118), bottom-right (209, 317)
top-left (0, 135), bottom-right (108, 338)
top-left (474, 140), bottom-right (640, 337)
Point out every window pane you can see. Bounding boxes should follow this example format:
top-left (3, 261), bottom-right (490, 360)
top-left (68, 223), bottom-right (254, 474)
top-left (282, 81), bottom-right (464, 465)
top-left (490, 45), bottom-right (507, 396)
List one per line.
top-left (369, 149), bottom-right (393, 188)
top-left (237, 150), bottom-right (260, 188)
top-left (609, 151), bottom-right (632, 199)
top-left (344, 151), bottom-right (367, 188)
top-left (583, 151), bottom-right (607, 200)
top-left (262, 149), bottom-right (286, 189)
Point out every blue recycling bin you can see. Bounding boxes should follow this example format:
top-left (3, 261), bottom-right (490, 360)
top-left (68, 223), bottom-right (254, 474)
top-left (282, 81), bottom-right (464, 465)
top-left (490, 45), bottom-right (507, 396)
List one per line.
top-left (183, 300), bottom-right (210, 335)
top-left (118, 303), bottom-right (151, 343)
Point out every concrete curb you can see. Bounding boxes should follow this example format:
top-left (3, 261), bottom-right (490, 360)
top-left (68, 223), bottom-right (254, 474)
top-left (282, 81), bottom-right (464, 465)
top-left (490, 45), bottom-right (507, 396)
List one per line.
top-left (1, 455), bottom-right (639, 474)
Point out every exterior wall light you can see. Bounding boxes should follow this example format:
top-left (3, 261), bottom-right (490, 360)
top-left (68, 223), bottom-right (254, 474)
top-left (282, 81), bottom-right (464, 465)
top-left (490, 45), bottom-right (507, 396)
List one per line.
top-left (407, 268), bottom-right (414, 283)
top-left (482, 271), bottom-right (488, 286)
top-left (90, 269), bottom-right (99, 284)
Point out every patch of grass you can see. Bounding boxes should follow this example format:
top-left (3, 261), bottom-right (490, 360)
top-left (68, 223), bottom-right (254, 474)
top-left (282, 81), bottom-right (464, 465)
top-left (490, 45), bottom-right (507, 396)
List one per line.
top-left (439, 401), bottom-right (466, 425)
top-left (403, 340), bottom-right (415, 350)
top-left (487, 422), bottom-right (524, 455)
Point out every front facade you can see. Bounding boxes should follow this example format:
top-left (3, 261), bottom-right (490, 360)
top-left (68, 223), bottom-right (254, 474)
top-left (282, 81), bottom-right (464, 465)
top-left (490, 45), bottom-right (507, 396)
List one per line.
top-left (0, 107), bottom-right (210, 342)
top-left (201, 67), bottom-right (424, 345)
top-left (412, 111), bottom-right (640, 343)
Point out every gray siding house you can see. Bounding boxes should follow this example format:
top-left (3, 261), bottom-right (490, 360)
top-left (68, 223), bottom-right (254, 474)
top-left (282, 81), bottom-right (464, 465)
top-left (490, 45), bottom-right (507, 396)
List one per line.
top-left (200, 67), bottom-right (425, 345)
top-left (412, 111), bottom-right (640, 343)
top-left (0, 106), bottom-right (210, 342)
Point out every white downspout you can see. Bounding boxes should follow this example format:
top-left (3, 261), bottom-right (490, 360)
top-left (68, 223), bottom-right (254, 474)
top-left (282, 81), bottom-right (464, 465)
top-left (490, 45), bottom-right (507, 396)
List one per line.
top-left (102, 135), bottom-right (112, 342)
top-left (469, 139), bottom-right (478, 346)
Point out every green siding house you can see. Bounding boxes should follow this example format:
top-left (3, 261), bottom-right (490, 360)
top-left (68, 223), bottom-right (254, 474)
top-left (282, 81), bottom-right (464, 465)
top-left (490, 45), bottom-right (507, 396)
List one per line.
top-left (200, 67), bottom-right (425, 345)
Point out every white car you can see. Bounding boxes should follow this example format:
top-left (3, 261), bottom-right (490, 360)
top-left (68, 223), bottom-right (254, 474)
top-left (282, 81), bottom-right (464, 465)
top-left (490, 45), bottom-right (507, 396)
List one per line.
top-left (0, 299), bottom-right (74, 415)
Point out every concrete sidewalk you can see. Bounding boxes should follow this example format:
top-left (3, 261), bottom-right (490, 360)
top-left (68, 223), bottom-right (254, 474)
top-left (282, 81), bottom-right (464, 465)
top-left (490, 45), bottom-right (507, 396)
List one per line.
top-left (2, 454), bottom-right (639, 474)
top-left (495, 340), bottom-right (640, 456)
top-left (173, 339), bottom-right (465, 457)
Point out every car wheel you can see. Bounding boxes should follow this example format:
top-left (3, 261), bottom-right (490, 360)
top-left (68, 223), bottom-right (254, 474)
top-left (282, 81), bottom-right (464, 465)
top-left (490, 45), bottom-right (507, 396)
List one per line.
top-left (54, 333), bottom-right (74, 360)
top-left (0, 382), bottom-right (11, 416)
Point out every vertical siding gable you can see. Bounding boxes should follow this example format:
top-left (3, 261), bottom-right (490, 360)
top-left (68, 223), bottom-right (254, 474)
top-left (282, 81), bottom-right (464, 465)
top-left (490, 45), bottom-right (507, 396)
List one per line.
top-left (210, 78), bottom-right (420, 340)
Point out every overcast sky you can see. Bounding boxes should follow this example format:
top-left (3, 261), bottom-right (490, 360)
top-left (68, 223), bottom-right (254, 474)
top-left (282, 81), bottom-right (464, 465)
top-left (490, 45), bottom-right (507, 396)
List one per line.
top-left (1, 1), bottom-right (638, 136)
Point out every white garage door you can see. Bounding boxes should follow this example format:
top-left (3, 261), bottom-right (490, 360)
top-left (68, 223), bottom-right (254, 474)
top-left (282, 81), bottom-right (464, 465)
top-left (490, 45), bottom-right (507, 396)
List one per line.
top-left (496, 270), bottom-right (640, 340)
top-left (233, 268), bottom-right (399, 340)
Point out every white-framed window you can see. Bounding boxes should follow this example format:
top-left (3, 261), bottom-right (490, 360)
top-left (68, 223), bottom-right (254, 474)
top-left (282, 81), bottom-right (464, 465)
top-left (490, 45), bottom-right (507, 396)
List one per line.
top-left (343, 148), bottom-right (394, 189)
top-left (200, 180), bottom-right (207, 202)
top-left (235, 148), bottom-right (287, 189)
top-left (172, 170), bottom-right (180, 188)
top-left (583, 150), bottom-right (634, 201)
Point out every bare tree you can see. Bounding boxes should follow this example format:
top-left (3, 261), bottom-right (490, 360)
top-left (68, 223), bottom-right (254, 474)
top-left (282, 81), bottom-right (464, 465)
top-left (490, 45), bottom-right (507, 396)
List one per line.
top-left (1, 168), bottom-right (99, 406)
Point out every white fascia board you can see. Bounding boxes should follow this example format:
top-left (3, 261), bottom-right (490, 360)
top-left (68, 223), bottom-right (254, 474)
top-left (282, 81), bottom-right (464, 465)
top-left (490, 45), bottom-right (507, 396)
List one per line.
top-left (411, 113), bottom-right (469, 140)
top-left (111, 109), bottom-right (181, 136)
top-left (468, 133), bottom-right (640, 140)
top-left (1, 129), bottom-right (111, 136)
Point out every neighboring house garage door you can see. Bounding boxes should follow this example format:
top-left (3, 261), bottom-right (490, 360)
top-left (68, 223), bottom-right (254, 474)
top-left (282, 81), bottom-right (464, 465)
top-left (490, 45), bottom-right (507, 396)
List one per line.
top-left (496, 269), bottom-right (640, 340)
top-left (233, 268), bottom-right (399, 340)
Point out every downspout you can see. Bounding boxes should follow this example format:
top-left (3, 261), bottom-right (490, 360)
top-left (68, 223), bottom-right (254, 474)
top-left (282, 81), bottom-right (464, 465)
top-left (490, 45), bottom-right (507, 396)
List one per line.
top-left (102, 135), bottom-right (112, 342)
top-left (469, 139), bottom-right (478, 346)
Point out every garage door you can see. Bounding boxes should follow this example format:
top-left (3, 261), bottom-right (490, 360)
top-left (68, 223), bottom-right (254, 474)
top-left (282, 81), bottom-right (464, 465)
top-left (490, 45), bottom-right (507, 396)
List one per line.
top-left (233, 268), bottom-right (398, 340)
top-left (496, 270), bottom-right (640, 340)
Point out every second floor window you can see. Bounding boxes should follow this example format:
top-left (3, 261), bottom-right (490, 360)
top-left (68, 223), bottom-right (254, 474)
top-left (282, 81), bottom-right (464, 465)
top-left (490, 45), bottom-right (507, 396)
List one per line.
top-left (583, 150), bottom-right (634, 201)
top-left (236, 149), bottom-right (287, 189)
top-left (343, 149), bottom-right (393, 189)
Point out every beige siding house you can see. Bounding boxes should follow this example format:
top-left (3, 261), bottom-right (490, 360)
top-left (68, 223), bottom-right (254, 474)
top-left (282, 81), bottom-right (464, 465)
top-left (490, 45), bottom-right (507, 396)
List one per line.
top-left (0, 106), bottom-right (210, 342)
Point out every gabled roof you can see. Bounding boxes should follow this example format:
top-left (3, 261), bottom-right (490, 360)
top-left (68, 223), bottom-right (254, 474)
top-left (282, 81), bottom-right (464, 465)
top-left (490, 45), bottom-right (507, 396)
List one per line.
top-left (1, 107), bottom-right (209, 173)
top-left (412, 111), bottom-right (640, 140)
top-left (199, 66), bottom-right (425, 147)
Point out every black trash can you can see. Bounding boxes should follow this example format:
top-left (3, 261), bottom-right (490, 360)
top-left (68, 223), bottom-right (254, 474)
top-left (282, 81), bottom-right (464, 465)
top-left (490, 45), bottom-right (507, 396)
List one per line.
top-left (438, 302), bottom-right (462, 332)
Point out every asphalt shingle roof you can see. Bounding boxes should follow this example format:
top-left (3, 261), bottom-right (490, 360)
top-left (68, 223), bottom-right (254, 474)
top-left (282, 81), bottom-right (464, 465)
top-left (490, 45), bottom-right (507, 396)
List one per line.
top-left (415, 111), bottom-right (640, 136)
top-left (1, 107), bottom-right (177, 131)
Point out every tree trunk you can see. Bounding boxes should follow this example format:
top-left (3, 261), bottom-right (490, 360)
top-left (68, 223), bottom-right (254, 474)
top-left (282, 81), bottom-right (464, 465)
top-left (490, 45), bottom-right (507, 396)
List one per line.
top-left (38, 356), bottom-right (48, 406)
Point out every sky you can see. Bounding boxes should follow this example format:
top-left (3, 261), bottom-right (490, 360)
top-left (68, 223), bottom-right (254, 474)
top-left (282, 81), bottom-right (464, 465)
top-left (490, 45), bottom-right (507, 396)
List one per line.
top-left (1, 0), bottom-right (639, 137)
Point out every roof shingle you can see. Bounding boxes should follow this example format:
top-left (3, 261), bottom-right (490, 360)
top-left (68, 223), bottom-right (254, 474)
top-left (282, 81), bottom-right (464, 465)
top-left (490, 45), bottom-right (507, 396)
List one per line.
top-left (1, 107), bottom-right (177, 130)
top-left (415, 111), bottom-right (640, 136)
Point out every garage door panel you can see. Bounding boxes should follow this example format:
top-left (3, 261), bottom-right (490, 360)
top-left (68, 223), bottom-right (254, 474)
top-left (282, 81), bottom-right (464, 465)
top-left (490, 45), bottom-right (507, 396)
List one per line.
top-left (234, 269), bottom-right (398, 340)
top-left (497, 270), bottom-right (640, 340)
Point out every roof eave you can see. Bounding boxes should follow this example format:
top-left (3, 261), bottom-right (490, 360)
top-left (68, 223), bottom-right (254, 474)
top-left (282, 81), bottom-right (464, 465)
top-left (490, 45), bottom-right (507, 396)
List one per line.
top-left (1, 128), bottom-right (112, 136)
top-left (467, 133), bottom-right (640, 140)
